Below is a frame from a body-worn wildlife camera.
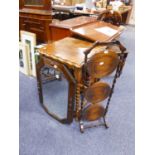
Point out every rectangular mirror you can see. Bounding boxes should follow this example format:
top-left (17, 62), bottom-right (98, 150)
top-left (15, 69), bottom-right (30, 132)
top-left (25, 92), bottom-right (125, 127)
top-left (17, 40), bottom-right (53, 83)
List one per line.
top-left (37, 60), bottom-right (75, 124)
top-left (41, 66), bottom-right (69, 121)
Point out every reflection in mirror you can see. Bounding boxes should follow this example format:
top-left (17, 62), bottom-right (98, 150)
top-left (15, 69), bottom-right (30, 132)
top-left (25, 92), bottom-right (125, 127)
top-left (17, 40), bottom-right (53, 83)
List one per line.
top-left (41, 66), bottom-right (69, 121)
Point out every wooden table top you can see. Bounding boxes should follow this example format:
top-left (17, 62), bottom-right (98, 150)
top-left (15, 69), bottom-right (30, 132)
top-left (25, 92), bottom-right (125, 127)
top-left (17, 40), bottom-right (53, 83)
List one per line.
top-left (50, 16), bottom-right (96, 29)
top-left (71, 21), bottom-right (124, 42)
top-left (38, 37), bottom-right (105, 68)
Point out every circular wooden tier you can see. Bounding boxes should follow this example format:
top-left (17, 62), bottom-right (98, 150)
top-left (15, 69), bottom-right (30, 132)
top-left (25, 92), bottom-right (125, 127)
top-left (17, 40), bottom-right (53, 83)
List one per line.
top-left (82, 104), bottom-right (105, 121)
top-left (84, 82), bottom-right (111, 104)
top-left (87, 51), bottom-right (119, 78)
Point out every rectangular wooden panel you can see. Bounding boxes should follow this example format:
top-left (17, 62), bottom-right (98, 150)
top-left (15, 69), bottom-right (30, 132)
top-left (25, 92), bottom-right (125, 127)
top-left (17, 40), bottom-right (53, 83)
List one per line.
top-left (49, 16), bottom-right (96, 41)
top-left (71, 21), bottom-right (124, 42)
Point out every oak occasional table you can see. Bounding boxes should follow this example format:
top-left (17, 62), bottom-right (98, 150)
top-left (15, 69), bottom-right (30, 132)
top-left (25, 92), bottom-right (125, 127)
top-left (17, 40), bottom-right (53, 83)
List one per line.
top-left (37, 37), bottom-right (98, 122)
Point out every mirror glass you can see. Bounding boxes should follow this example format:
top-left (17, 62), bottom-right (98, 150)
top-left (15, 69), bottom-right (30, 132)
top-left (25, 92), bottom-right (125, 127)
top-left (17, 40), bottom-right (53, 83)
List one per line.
top-left (40, 66), bottom-right (69, 121)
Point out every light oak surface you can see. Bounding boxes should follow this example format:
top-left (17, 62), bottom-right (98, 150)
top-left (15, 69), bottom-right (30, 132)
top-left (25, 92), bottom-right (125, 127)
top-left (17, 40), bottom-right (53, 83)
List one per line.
top-left (72, 21), bottom-right (123, 42)
top-left (38, 37), bottom-right (104, 68)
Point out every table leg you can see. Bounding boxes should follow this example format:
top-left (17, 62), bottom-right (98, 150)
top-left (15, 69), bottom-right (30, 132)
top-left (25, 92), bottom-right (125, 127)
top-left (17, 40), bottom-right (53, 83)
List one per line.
top-left (75, 83), bottom-right (81, 121)
top-left (74, 68), bottom-right (82, 121)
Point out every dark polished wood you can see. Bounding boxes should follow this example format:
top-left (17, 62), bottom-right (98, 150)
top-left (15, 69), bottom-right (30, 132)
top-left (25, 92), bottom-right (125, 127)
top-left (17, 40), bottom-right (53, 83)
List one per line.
top-left (97, 10), bottom-right (122, 26)
top-left (20, 0), bottom-right (52, 10)
top-left (78, 40), bottom-right (127, 132)
top-left (107, 5), bottom-right (132, 24)
top-left (84, 82), bottom-right (111, 104)
top-left (19, 0), bottom-right (52, 43)
top-left (87, 51), bottom-right (119, 78)
top-left (49, 16), bottom-right (97, 41)
top-left (82, 104), bottom-right (105, 121)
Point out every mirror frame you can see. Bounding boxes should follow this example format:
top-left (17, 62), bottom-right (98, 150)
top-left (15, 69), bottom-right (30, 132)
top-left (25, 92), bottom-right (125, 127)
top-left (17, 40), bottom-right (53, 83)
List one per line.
top-left (36, 54), bottom-right (76, 124)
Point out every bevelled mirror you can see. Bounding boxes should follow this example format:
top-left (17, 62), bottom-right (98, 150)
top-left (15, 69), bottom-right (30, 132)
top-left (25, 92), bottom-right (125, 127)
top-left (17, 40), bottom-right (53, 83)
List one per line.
top-left (40, 64), bottom-right (75, 124)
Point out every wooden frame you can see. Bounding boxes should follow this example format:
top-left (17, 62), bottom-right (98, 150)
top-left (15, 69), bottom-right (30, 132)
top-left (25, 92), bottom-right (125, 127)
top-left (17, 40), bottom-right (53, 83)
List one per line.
top-left (19, 42), bottom-right (30, 75)
top-left (36, 54), bottom-right (76, 124)
top-left (20, 31), bottom-right (37, 77)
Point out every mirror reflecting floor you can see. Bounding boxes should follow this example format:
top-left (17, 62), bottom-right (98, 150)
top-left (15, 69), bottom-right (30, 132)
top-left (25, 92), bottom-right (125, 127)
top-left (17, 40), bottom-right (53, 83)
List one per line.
top-left (42, 77), bottom-right (69, 120)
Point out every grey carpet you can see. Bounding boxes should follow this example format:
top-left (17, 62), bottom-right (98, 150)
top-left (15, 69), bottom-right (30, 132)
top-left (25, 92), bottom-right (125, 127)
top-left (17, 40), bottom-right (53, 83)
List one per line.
top-left (19, 25), bottom-right (135, 155)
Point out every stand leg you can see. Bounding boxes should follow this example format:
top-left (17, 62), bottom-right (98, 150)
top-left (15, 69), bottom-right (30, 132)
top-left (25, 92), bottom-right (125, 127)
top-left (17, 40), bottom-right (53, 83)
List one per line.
top-left (103, 117), bottom-right (109, 129)
top-left (79, 118), bottom-right (109, 133)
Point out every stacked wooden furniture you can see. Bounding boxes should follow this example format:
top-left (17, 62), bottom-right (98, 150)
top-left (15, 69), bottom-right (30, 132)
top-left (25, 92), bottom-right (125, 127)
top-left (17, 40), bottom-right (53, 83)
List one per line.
top-left (27, 2), bottom-right (129, 132)
top-left (36, 37), bottom-right (127, 128)
top-left (50, 17), bottom-right (124, 42)
top-left (49, 16), bottom-right (97, 41)
top-left (19, 0), bottom-right (52, 43)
